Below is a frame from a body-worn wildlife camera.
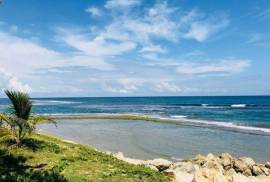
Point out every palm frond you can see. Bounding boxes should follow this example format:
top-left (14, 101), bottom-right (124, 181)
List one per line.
top-left (29, 115), bottom-right (56, 125)
top-left (5, 90), bottom-right (32, 120)
top-left (0, 113), bottom-right (13, 126)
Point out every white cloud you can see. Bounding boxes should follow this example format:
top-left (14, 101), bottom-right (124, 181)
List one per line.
top-left (85, 7), bottom-right (101, 16)
top-left (0, 31), bottom-right (117, 94)
top-left (104, 78), bottom-right (143, 94)
top-left (140, 53), bottom-right (164, 62)
top-left (155, 81), bottom-right (182, 93)
top-left (105, 0), bottom-right (141, 9)
top-left (99, 1), bottom-right (229, 50)
top-left (61, 32), bottom-right (137, 57)
top-left (183, 14), bottom-right (229, 42)
top-left (176, 59), bottom-right (250, 75)
top-left (0, 1), bottom-right (253, 96)
top-left (139, 45), bottom-right (166, 53)
top-left (0, 68), bottom-right (31, 92)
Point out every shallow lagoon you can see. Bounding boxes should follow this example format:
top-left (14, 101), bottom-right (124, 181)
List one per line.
top-left (39, 119), bottom-right (270, 162)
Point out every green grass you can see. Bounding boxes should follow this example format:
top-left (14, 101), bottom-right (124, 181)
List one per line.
top-left (0, 128), bottom-right (171, 182)
top-left (52, 114), bottom-right (162, 122)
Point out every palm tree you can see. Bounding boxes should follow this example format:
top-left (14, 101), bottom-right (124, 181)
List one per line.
top-left (0, 90), bottom-right (54, 145)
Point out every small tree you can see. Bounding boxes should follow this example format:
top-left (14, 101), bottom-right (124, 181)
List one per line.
top-left (0, 90), bottom-right (54, 145)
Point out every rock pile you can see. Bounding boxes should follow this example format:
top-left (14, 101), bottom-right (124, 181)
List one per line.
top-left (114, 152), bottom-right (270, 182)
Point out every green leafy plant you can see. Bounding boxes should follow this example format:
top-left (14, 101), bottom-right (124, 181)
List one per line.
top-left (0, 90), bottom-right (54, 145)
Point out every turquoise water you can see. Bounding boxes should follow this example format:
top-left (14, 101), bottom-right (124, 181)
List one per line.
top-left (2, 96), bottom-right (270, 161)
top-left (39, 119), bottom-right (270, 162)
top-left (1, 96), bottom-right (270, 134)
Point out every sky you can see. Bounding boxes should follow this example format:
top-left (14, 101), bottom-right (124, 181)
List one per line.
top-left (0, 0), bottom-right (270, 97)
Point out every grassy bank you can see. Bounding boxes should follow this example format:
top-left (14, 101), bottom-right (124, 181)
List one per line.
top-left (0, 128), bottom-right (170, 182)
top-left (51, 114), bottom-right (165, 123)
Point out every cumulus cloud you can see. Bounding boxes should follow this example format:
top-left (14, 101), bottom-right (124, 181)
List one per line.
top-left (0, 68), bottom-right (31, 92)
top-left (0, 31), bottom-right (117, 95)
top-left (0, 1), bottom-right (252, 96)
top-left (97, 1), bottom-right (230, 51)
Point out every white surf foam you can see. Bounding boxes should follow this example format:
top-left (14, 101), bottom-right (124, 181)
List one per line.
top-left (33, 100), bottom-right (81, 105)
top-left (168, 118), bottom-right (270, 134)
top-left (134, 114), bottom-right (270, 135)
top-left (231, 104), bottom-right (246, 108)
top-left (170, 115), bottom-right (187, 119)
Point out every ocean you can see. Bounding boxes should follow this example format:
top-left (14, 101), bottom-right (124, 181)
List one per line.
top-left (1, 96), bottom-right (270, 132)
top-left (1, 96), bottom-right (270, 161)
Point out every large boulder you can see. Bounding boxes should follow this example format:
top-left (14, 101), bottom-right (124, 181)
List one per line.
top-left (239, 157), bottom-right (256, 168)
top-left (243, 168), bottom-right (253, 176)
top-left (218, 153), bottom-right (233, 170)
top-left (146, 158), bottom-right (172, 171)
top-left (266, 162), bottom-right (270, 169)
top-left (261, 166), bottom-right (270, 176)
top-left (233, 157), bottom-right (255, 173)
top-left (171, 161), bottom-right (197, 173)
top-left (114, 152), bottom-right (146, 165)
top-left (234, 159), bottom-right (247, 173)
top-left (194, 168), bottom-right (227, 182)
top-left (174, 170), bottom-right (194, 182)
top-left (193, 154), bottom-right (206, 166)
top-left (252, 165), bottom-right (267, 176)
top-left (225, 168), bottom-right (237, 177)
top-left (145, 164), bottom-right (159, 171)
top-left (203, 154), bottom-right (224, 173)
top-left (206, 153), bottom-right (216, 161)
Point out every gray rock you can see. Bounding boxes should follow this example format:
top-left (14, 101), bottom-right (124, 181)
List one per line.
top-left (194, 168), bottom-right (227, 182)
top-left (266, 162), bottom-right (270, 169)
top-left (146, 158), bottom-right (172, 171)
top-left (262, 167), bottom-right (270, 176)
top-left (233, 158), bottom-right (250, 173)
top-left (174, 170), bottom-right (194, 182)
top-left (225, 168), bottom-right (236, 176)
top-left (219, 153), bottom-right (233, 170)
top-left (172, 162), bottom-right (196, 173)
top-left (258, 165), bottom-right (270, 176)
top-left (252, 165), bottom-right (264, 176)
top-left (243, 168), bottom-right (252, 176)
top-left (239, 157), bottom-right (256, 168)
top-left (145, 164), bottom-right (159, 172)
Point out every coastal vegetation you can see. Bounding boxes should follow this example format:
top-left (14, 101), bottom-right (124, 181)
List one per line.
top-left (0, 129), bottom-right (170, 181)
top-left (0, 91), bottom-right (170, 181)
top-left (1, 91), bottom-right (269, 181)
top-left (0, 90), bottom-right (53, 145)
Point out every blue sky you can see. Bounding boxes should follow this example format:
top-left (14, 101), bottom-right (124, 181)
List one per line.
top-left (0, 0), bottom-right (270, 97)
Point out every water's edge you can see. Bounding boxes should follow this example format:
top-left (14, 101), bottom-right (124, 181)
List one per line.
top-left (48, 113), bottom-right (270, 136)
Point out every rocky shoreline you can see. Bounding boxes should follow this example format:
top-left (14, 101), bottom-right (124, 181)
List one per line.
top-left (113, 152), bottom-right (270, 182)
